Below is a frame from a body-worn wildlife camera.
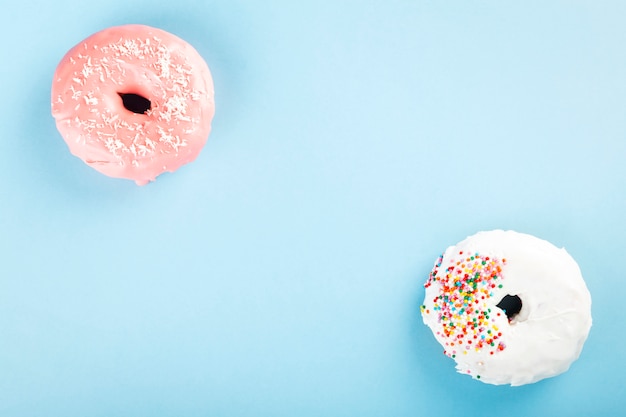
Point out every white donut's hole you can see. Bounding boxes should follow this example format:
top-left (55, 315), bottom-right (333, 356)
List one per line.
top-left (118, 92), bottom-right (151, 114)
top-left (496, 294), bottom-right (523, 322)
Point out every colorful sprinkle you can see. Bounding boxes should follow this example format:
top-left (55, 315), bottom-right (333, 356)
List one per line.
top-left (424, 251), bottom-right (507, 356)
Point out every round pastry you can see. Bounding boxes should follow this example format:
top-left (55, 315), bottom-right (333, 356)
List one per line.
top-left (51, 24), bottom-right (215, 185)
top-left (421, 230), bottom-right (592, 386)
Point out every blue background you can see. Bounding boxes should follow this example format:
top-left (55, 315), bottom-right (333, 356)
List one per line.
top-left (1, 1), bottom-right (624, 416)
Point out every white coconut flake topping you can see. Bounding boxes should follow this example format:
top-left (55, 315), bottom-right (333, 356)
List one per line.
top-left (63, 31), bottom-right (203, 160)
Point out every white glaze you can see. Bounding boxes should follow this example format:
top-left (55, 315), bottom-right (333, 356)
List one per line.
top-left (421, 230), bottom-right (592, 385)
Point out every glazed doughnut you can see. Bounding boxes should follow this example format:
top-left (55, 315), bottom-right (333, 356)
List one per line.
top-left (421, 230), bottom-right (592, 386)
top-left (51, 24), bottom-right (215, 185)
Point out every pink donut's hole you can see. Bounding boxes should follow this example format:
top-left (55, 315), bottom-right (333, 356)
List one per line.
top-left (118, 92), bottom-right (151, 114)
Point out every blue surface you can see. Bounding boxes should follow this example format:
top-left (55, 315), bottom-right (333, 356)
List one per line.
top-left (1, 1), bottom-right (625, 416)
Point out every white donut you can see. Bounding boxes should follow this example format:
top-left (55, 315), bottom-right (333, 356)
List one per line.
top-left (421, 230), bottom-right (592, 385)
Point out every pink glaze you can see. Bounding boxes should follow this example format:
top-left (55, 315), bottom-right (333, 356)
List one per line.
top-left (51, 25), bottom-right (215, 185)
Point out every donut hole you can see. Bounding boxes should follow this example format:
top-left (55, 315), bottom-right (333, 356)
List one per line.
top-left (496, 294), bottom-right (522, 322)
top-left (118, 92), bottom-right (151, 114)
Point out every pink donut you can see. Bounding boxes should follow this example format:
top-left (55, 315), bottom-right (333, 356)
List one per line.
top-left (51, 25), bottom-right (215, 185)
